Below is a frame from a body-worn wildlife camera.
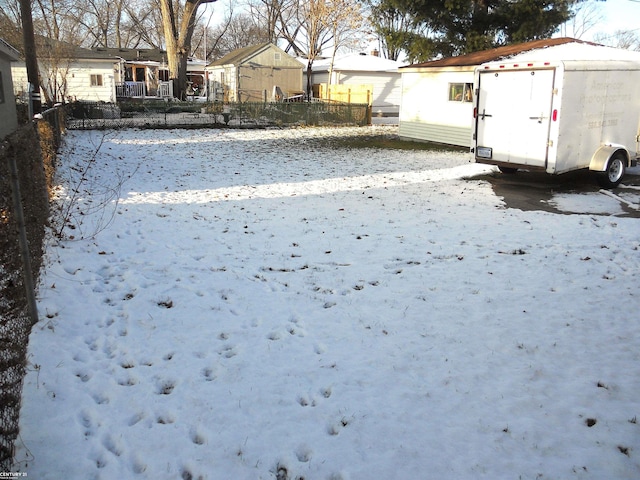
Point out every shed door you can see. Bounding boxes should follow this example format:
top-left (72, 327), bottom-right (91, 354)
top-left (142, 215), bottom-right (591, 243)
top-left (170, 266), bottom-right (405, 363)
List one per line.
top-left (475, 68), bottom-right (555, 168)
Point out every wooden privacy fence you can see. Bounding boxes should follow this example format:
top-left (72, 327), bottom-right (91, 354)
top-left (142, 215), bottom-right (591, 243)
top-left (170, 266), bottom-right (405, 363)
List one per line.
top-left (315, 84), bottom-right (373, 107)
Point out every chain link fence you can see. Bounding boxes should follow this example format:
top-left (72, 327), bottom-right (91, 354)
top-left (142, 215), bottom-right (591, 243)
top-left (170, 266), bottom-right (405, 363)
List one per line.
top-left (67, 100), bottom-right (372, 129)
top-left (0, 107), bottom-right (59, 471)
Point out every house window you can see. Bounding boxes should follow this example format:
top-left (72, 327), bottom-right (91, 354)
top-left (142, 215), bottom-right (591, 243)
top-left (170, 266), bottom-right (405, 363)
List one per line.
top-left (0, 72), bottom-right (4, 104)
top-left (90, 74), bottom-right (104, 87)
top-left (448, 83), bottom-right (473, 102)
top-left (274, 53), bottom-right (281, 61)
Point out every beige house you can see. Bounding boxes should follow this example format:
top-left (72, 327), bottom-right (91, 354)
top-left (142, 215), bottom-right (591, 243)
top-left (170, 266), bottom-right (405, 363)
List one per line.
top-left (206, 43), bottom-right (303, 102)
top-left (0, 38), bottom-right (20, 138)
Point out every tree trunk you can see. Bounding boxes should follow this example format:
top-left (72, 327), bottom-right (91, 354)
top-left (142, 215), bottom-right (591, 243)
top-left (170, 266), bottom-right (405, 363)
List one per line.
top-left (19, 0), bottom-right (41, 113)
top-left (159, 0), bottom-right (218, 100)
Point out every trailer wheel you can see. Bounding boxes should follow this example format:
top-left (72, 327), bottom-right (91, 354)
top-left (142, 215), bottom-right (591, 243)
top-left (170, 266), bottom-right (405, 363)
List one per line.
top-left (597, 154), bottom-right (626, 188)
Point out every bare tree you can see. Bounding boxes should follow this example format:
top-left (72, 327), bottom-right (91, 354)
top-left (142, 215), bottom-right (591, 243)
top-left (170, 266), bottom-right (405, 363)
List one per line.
top-left (278, 0), bottom-right (365, 96)
top-left (29, 0), bottom-right (84, 104)
top-left (247, 0), bottom-right (296, 45)
top-left (69, 0), bottom-right (126, 48)
top-left (558, 0), bottom-right (605, 39)
top-left (325, 0), bottom-right (366, 84)
top-left (123, 0), bottom-right (165, 49)
top-left (158, 0), bottom-right (218, 99)
top-left (200, 1), bottom-right (234, 59)
top-left (0, 1), bottom-right (24, 48)
top-left (203, 13), bottom-right (269, 58)
top-left (594, 29), bottom-right (640, 50)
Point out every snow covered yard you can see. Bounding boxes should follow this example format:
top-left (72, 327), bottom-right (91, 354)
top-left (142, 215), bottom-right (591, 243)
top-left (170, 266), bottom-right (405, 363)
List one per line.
top-left (15, 126), bottom-right (640, 479)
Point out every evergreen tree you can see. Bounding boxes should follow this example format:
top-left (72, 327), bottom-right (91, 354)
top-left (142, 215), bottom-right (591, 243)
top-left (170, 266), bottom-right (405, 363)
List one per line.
top-left (367, 0), bottom-right (575, 62)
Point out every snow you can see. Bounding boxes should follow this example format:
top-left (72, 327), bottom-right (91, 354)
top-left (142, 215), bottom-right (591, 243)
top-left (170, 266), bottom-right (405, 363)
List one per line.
top-left (14, 126), bottom-right (640, 479)
top-left (502, 42), bottom-right (640, 63)
top-left (308, 53), bottom-right (407, 72)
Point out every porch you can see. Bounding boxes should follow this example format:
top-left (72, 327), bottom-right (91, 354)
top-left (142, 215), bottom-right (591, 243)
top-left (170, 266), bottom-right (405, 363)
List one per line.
top-left (115, 80), bottom-right (173, 99)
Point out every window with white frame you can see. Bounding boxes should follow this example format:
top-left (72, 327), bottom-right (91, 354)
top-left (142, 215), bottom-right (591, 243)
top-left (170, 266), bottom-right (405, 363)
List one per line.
top-left (448, 83), bottom-right (473, 102)
top-left (90, 74), bottom-right (104, 87)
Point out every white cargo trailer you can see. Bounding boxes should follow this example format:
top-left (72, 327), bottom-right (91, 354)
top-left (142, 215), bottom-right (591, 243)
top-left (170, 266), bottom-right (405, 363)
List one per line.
top-left (472, 49), bottom-right (640, 187)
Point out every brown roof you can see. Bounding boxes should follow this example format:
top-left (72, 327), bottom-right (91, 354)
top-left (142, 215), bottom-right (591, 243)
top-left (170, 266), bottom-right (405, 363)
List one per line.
top-left (10, 35), bottom-right (115, 61)
top-left (207, 43), bottom-right (272, 67)
top-left (93, 47), bottom-right (169, 63)
top-left (401, 37), bottom-right (597, 69)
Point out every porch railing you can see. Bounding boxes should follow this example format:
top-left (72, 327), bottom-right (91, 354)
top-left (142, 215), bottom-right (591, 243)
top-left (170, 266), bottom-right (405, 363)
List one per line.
top-left (116, 81), bottom-right (146, 98)
top-left (158, 81), bottom-right (173, 98)
top-left (116, 81), bottom-right (173, 99)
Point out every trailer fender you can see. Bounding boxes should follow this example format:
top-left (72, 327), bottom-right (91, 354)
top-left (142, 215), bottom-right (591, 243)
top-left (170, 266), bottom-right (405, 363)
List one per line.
top-left (589, 145), bottom-right (630, 172)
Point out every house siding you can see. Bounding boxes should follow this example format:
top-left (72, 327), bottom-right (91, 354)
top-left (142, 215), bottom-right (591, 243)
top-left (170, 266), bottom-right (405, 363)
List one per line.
top-left (64, 61), bottom-right (115, 102)
top-left (0, 49), bottom-right (18, 138)
top-left (399, 67), bottom-right (474, 147)
top-left (399, 121), bottom-right (472, 148)
top-left (12, 59), bottom-right (115, 103)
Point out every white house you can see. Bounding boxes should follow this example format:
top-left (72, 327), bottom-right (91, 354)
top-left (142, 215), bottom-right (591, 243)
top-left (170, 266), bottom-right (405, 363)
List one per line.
top-left (0, 38), bottom-right (20, 138)
top-left (398, 38), bottom-right (586, 147)
top-left (306, 52), bottom-right (406, 118)
top-left (11, 36), bottom-right (116, 104)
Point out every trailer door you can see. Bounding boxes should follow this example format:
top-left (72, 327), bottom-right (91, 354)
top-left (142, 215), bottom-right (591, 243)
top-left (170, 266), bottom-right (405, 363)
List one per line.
top-left (475, 68), bottom-right (555, 168)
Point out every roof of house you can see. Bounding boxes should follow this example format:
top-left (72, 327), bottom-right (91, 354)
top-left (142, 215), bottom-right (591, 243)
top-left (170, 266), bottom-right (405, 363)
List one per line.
top-left (207, 43), bottom-right (300, 68)
top-left (0, 38), bottom-right (21, 61)
top-left (307, 52), bottom-right (406, 73)
top-left (208, 43), bottom-right (269, 67)
top-left (401, 37), bottom-right (594, 69)
top-left (10, 35), bottom-right (115, 61)
top-left (93, 47), bottom-right (168, 63)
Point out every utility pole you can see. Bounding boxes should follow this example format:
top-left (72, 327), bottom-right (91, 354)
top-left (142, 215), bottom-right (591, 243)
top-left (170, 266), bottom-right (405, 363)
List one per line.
top-left (19, 0), bottom-right (41, 115)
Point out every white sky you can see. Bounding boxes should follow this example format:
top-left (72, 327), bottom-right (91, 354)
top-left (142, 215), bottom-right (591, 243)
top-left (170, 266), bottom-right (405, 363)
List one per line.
top-left (202, 0), bottom-right (640, 53)
top-left (562, 0), bottom-right (640, 42)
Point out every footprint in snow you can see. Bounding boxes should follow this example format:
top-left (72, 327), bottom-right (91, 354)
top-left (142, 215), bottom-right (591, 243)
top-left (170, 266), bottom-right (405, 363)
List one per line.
top-left (202, 367), bottom-right (217, 381)
top-left (155, 379), bottom-right (176, 395)
top-left (102, 433), bottom-right (123, 457)
top-left (298, 386), bottom-right (332, 407)
top-left (75, 369), bottom-right (92, 383)
top-left (295, 445), bottom-right (313, 463)
top-left (218, 344), bottom-right (238, 358)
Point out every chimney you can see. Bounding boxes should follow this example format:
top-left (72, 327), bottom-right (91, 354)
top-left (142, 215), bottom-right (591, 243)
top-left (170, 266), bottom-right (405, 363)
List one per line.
top-left (371, 49), bottom-right (379, 57)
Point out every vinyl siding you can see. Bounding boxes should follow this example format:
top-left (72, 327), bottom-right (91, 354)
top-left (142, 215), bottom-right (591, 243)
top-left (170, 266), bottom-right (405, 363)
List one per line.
top-left (399, 121), bottom-right (472, 148)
